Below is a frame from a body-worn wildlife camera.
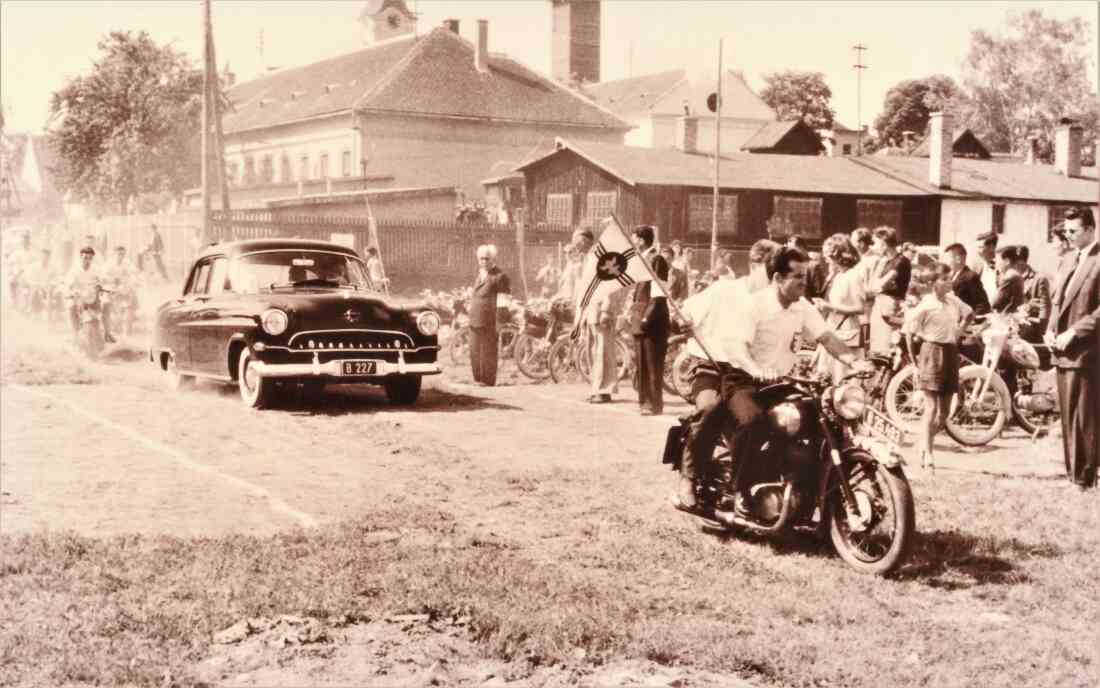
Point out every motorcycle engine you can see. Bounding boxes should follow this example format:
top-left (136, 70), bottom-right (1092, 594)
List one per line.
top-left (1014, 391), bottom-right (1057, 414)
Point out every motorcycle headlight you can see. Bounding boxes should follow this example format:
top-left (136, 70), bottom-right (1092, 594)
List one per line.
top-left (416, 311), bottom-right (441, 336)
top-left (832, 384), bottom-right (867, 420)
top-left (260, 308), bottom-right (288, 336)
top-left (767, 402), bottom-right (802, 435)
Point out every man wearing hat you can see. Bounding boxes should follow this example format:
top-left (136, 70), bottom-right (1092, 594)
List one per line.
top-left (64, 245), bottom-right (114, 344)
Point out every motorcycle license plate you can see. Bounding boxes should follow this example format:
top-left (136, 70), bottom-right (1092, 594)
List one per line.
top-left (341, 360), bottom-right (378, 376)
top-left (861, 406), bottom-right (904, 446)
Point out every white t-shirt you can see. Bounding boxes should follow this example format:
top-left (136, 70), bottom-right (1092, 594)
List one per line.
top-left (680, 278), bottom-right (750, 362)
top-left (728, 286), bottom-right (828, 374)
top-left (903, 292), bottom-right (972, 344)
top-left (824, 267), bottom-right (867, 334)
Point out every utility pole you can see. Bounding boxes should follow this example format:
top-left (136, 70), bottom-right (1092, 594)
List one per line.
top-left (853, 43), bottom-right (867, 156)
top-left (201, 0), bottom-right (211, 241)
top-left (710, 39), bottom-right (723, 270)
top-left (207, 7), bottom-right (230, 217)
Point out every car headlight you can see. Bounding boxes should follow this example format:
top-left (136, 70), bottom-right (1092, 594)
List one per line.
top-left (832, 383), bottom-right (866, 420)
top-left (260, 308), bottom-right (288, 336)
top-left (416, 311), bottom-right (440, 336)
top-left (767, 402), bottom-right (802, 435)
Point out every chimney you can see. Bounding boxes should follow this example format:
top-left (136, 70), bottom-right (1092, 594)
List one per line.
top-left (443, 18), bottom-right (459, 34)
top-left (475, 19), bottom-right (489, 73)
top-left (928, 111), bottom-right (953, 189)
top-left (551, 0), bottom-right (601, 83)
top-left (676, 116), bottom-right (698, 154)
top-left (1025, 135), bottom-right (1039, 165)
top-left (901, 130), bottom-right (916, 152)
top-left (1055, 122), bottom-right (1083, 177)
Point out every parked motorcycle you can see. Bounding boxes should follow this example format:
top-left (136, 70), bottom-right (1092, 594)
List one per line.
top-left (513, 298), bottom-right (573, 381)
top-left (664, 368), bottom-right (914, 575)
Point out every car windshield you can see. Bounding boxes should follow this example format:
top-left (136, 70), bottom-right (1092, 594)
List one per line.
top-left (231, 250), bottom-right (375, 293)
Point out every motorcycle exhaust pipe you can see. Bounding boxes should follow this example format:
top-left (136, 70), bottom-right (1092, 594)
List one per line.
top-left (714, 482), bottom-right (794, 533)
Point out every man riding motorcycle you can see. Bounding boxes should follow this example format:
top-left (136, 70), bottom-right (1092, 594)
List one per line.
top-left (21, 247), bottom-right (58, 318)
top-left (4, 232), bottom-right (33, 310)
top-left (63, 246), bottom-right (115, 344)
top-left (101, 245), bottom-right (139, 338)
top-left (673, 246), bottom-right (873, 519)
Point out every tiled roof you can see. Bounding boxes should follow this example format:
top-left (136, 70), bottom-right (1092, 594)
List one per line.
top-left (909, 128), bottom-right (991, 159)
top-left (853, 156), bottom-right (1098, 203)
top-left (585, 69), bottom-right (775, 122)
top-left (740, 121), bottom-right (803, 151)
top-left (223, 28), bottom-right (630, 135)
top-left (583, 70), bottom-right (686, 121)
top-left (517, 138), bottom-right (934, 197)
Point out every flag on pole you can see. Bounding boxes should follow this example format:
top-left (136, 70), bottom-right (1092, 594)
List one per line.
top-left (570, 215), bottom-right (651, 338)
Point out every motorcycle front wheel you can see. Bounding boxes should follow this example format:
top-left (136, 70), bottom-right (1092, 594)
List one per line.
top-left (945, 365), bottom-right (1010, 447)
top-left (828, 458), bottom-right (914, 576)
top-left (513, 333), bottom-right (551, 381)
top-left (547, 334), bottom-right (584, 384)
top-left (78, 321), bottom-right (104, 360)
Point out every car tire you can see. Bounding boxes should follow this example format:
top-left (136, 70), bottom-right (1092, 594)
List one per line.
top-left (238, 348), bottom-right (278, 409)
top-left (164, 354), bottom-right (194, 391)
top-left (384, 375), bottom-right (421, 405)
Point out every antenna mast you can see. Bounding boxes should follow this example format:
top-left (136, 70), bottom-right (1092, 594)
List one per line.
top-left (853, 43), bottom-right (867, 156)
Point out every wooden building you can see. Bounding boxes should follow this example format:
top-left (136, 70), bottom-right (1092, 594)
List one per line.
top-left (515, 131), bottom-right (941, 247)
top-left (740, 120), bottom-right (825, 156)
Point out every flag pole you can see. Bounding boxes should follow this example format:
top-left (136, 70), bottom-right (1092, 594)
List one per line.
top-left (607, 214), bottom-right (720, 366)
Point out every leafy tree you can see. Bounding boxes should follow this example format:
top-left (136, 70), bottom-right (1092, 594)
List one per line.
top-left (872, 75), bottom-right (960, 149)
top-left (759, 71), bottom-right (835, 130)
top-left (961, 9), bottom-right (1096, 157)
top-left (47, 32), bottom-right (204, 213)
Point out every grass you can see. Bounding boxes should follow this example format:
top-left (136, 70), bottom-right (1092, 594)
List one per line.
top-left (2, 475), bottom-right (1098, 688)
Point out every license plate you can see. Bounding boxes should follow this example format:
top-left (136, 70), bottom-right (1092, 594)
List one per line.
top-left (861, 406), bottom-right (904, 446)
top-left (341, 360), bottom-right (377, 376)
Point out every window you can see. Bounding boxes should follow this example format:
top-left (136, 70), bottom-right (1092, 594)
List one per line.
top-left (992, 203), bottom-right (1005, 235)
top-left (319, 153), bottom-right (330, 179)
top-left (260, 156), bottom-right (274, 184)
top-left (243, 156), bottom-right (256, 186)
top-left (341, 150), bottom-right (352, 177)
top-left (186, 260), bottom-right (213, 295)
top-left (842, 144), bottom-right (852, 155)
top-left (280, 154), bottom-right (292, 183)
top-left (299, 155), bottom-right (310, 180)
top-left (688, 194), bottom-right (738, 235)
top-left (857, 199), bottom-right (903, 233)
top-left (546, 193), bottom-right (573, 228)
top-left (207, 258), bottom-right (230, 294)
top-left (773, 196), bottom-right (823, 238)
top-left (585, 191), bottom-right (616, 225)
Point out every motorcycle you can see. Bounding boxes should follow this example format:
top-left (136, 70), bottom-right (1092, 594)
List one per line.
top-left (513, 298), bottom-right (573, 381)
top-left (72, 284), bottom-right (111, 360)
top-left (664, 368), bottom-right (914, 575)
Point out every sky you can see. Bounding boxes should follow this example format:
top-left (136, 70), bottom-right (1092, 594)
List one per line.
top-left (1, 0), bottom-right (1097, 135)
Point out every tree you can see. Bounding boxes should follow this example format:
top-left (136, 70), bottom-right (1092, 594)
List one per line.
top-left (759, 71), bottom-right (835, 130)
top-left (47, 32), bottom-right (204, 213)
top-left (872, 75), bottom-right (960, 149)
top-left (961, 9), bottom-right (1096, 157)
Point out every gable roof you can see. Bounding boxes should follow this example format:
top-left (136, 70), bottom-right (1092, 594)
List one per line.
top-left (585, 69), bottom-right (775, 123)
top-left (854, 155), bottom-right (1097, 204)
top-left (740, 120), bottom-right (823, 153)
top-left (909, 128), bottom-right (991, 159)
top-left (223, 27), bottom-right (630, 135)
top-left (516, 138), bottom-right (933, 197)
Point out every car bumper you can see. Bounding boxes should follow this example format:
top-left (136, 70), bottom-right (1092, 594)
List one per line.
top-left (250, 356), bottom-right (441, 379)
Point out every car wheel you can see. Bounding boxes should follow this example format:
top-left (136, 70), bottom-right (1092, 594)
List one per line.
top-left (384, 375), bottom-right (421, 405)
top-left (238, 348), bottom-right (278, 409)
top-left (164, 354), bottom-right (194, 391)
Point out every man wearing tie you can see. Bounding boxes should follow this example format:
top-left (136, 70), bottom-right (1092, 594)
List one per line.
top-left (1045, 207), bottom-right (1099, 490)
top-left (468, 244), bottom-right (511, 386)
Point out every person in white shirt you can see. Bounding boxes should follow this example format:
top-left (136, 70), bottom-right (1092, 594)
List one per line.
top-left (814, 236), bottom-right (867, 385)
top-left (21, 247), bottom-right (57, 314)
top-left (364, 247), bottom-right (389, 292)
top-left (674, 239), bottom-right (780, 511)
top-left (972, 231), bottom-right (999, 305)
top-left (5, 232), bottom-right (33, 309)
top-left (64, 246), bottom-right (113, 343)
top-left (101, 245), bottom-right (138, 338)
top-left (904, 264), bottom-right (973, 470)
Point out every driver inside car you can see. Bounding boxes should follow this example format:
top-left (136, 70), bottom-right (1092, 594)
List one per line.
top-left (676, 246), bottom-right (873, 521)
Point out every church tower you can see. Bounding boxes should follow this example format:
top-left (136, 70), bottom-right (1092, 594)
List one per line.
top-left (551, 0), bottom-right (601, 84)
top-left (358, 0), bottom-right (417, 44)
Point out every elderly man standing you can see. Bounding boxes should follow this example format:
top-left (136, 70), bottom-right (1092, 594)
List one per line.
top-left (468, 244), bottom-right (511, 386)
top-left (1045, 207), bottom-right (1099, 490)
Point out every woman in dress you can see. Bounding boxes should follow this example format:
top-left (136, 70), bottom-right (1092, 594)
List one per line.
top-left (815, 235), bottom-right (866, 383)
top-left (904, 264), bottom-right (973, 471)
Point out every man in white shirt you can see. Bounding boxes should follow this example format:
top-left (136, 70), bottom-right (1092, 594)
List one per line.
top-left (64, 245), bottom-right (112, 342)
top-left (972, 231), bottom-right (999, 305)
top-left (101, 245), bottom-right (138, 340)
top-left (675, 246), bottom-right (872, 518)
top-left (674, 239), bottom-right (779, 509)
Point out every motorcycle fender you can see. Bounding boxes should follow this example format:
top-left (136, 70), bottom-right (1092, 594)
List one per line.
top-left (662, 423), bottom-right (686, 469)
top-left (816, 447), bottom-right (886, 523)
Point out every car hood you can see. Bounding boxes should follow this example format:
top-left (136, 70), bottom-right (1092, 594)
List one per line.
top-left (257, 291), bottom-right (431, 329)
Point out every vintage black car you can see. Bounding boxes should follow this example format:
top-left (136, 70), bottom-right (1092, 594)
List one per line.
top-left (151, 239), bottom-right (441, 408)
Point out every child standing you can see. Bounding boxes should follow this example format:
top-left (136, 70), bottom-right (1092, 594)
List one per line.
top-left (904, 264), bottom-right (973, 470)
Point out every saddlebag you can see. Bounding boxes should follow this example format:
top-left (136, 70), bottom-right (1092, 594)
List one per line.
top-left (662, 423), bottom-right (686, 469)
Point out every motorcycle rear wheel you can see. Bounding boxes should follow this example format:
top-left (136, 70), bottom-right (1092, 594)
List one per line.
top-left (670, 347), bottom-right (695, 403)
top-left (79, 321), bottom-right (104, 360)
top-left (945, 366), bottom-right (1010, 447)
top-left (883, 365), bottom-right (923, 431)
top-left (513, 333), bottom-right (551, 381)
top-left (828, 459), bottom-right (914, 576)
top-left (1011, 372), bottom-right (1059, 436)
top-left (447, 325), bottom-right (470, 366)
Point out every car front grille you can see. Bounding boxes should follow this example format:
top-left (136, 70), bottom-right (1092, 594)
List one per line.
top-left (286, 329), bottom-right (419, 352)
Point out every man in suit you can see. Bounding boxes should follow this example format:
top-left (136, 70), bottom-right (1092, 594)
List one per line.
top-left (1016, 245), bottom-right (1052, 342)
top-left (628, 225), bottom-right (669, 416)
top-left (468, 244), bottom-right (510, 386)
top-left (943, 243), bottom-right (991, 315)
top-left (972, 230), bottom-right (999, 304)
top-left (1045, 207), bottom-right (1099, 490)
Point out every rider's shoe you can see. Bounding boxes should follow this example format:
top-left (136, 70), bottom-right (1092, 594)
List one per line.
top-left (714, 494), bottom-right (752, 525)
